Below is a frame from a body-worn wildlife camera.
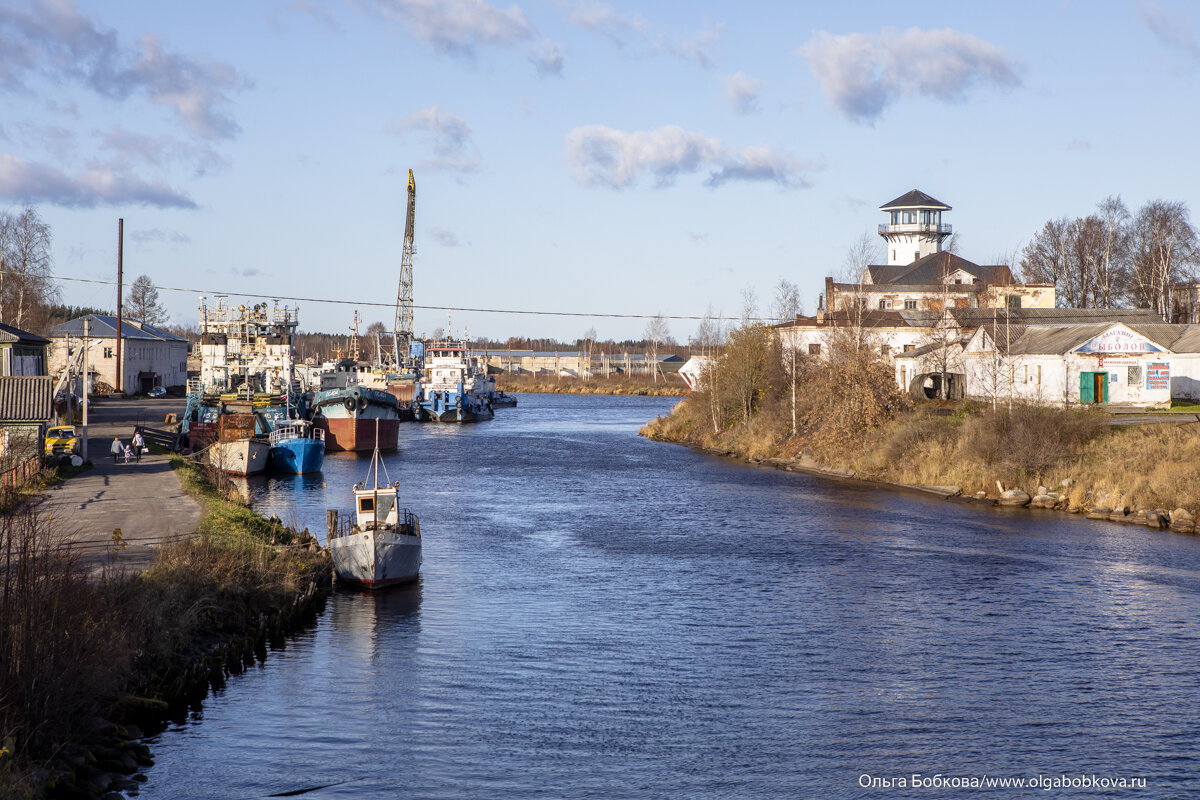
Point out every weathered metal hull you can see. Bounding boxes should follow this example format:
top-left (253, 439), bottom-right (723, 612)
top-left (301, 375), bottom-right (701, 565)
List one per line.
top-left (329, 529), bottom-right (421, 589)
top-left (313, 417), bottom-right (400, 452)
top-left (208, 438), bottom-right (269, 475)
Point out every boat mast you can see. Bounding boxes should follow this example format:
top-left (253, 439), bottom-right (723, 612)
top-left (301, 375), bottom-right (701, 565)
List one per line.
top-left (393, 170), bottom-right (416, 365)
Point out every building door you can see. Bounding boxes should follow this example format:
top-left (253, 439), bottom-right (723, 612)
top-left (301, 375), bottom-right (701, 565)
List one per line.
top-left (1079, 372), bottom-right (1108, 405)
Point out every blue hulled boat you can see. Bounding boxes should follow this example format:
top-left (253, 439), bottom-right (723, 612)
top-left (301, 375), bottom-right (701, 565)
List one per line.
top-left (267, 419), bottom-right (326, 474)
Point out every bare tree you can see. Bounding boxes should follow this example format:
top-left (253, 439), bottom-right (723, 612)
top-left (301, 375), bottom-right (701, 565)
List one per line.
top-left (772, 279), bottom-right (802, 433)
top-left (1130, 199), bottom-right (1199, 319)
top-left (1020, 218), bottom-right (1075, 307)
top-left (1093, 195), bottom-right (1131, 308)
top-left (643, 313), bottom-right (669, 383)
top-left (832, 232), bottom-right (883, 355)
top-left (3, 208), bottom-right (57, 328)
top-left (740, 287), bottom-right (759, 328)
top-left (124, 275), bottom-right (169, 325)
top-left (581, 326), bottom-right (597, 380)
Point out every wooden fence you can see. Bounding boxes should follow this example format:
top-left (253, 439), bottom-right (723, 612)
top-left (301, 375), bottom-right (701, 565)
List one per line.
top-left (0, 454), bottom-right (40, 489)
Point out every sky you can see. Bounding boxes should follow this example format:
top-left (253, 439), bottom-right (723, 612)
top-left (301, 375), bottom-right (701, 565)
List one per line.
top-left (2, 0), bottom-right (1200, 343)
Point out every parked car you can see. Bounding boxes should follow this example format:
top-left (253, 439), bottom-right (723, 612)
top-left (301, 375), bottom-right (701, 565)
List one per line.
top-left (44, 425), bottom-right (79, 456)
top-left (148, 386), bottom-right (167, 398)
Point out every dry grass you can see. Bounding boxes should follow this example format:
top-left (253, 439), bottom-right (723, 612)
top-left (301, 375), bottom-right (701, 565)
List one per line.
top-left (645, 381), bottom-right (1200, 517)
top-left (498, 373), bottom-right (685, 396)
top-left (0, 454), bottom-right (328, 796)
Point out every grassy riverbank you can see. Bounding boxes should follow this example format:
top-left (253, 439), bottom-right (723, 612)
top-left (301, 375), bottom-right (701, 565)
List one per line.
top-left (639, 324), bottom-right (1200, 520)
top-left (0, 457), bottom-right (330, 799)
top-left (496, 373), bottom-right (685, 396)
top-left (643, 396), bottom-right (1200, 517)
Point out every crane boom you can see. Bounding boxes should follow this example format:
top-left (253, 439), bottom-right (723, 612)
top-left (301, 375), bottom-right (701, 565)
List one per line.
top-left (394, 170), bottom-right (416, 350)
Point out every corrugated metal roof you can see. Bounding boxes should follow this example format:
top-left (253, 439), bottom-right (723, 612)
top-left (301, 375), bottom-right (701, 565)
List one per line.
top-left (0, 376), bottom-right (53, 421)
top-left (50, 315), bottom-right (188, 342)
top-left (0, 321), bottom-right (50, 345)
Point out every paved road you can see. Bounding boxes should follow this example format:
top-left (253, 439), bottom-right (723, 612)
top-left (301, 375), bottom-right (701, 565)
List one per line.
top-left (40, 397), bottom-right (203, 575)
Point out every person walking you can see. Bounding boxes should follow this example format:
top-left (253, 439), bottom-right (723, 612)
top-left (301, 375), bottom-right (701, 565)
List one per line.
top-left (132, 430), bottom-right (145, 463)
top-left (110, 436), bottom-right (123, 462)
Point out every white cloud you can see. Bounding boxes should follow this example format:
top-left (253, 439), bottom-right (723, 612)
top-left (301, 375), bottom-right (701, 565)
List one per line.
top-left (429, 226), bottom-right (462, 246)
top-left (530, 39), bottom-right (564, 76)
top-left (800, 27), bottom-right (1021, 123)
top-left (0, 0), bottom-right (246, 139)
top-left (565, 124), bottom-right (812, 190)
top-left (359, 0), bottom-right (535, 55)
top-left (97, 126), bottom-right (229, 177)
top-left (723, 71), bottom-right (761, 114)
top-left (657, 23), bottom-right (724, 68)
top-left (568, 1), bottom-right (646, 46)
top-left (387, 106), bottom-right (479, 173)
top-left (1138, 1), bottom-right (1200, 60)
top-left (130, 228), bottom-right (192, 247)
top-left (0, 151), bottom-right (197, 208)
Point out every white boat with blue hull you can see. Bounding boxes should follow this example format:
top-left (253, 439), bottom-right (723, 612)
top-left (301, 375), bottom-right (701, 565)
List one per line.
top-left (416, 341), bottom-right (494, 423)
top-left (327, 432), bottom-right (421, 590)
top-left (267, 420), bottom-right (325, 474)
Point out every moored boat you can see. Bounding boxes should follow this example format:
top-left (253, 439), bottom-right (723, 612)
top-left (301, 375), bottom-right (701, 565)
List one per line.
top-left (327, 429), bottom-right (421, 589)
top-left (267, 419), bottom-right (325, 474)
top-left (490, 390), bottom-right (517, 408)
top-left (310, 386), bottom-right (402, 451)
top-left (416, 341), bottom-right (494, 423)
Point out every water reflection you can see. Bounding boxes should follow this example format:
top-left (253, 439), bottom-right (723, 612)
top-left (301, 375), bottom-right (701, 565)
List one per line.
top-left (139, 395), bottom-right (1200, 799)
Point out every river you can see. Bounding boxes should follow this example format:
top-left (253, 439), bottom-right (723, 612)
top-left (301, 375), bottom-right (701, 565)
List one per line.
top-left (138, 394), bottom-right (1200, 798)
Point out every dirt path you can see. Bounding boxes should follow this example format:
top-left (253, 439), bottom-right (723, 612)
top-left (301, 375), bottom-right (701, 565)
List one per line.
top-left (39, 398), bottom-right (203, 575)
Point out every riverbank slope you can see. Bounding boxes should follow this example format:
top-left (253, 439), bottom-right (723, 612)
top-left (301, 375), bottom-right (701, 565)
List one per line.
top-left (497, 374), bottom-right (684, 396)
top-left (642, 397), bottom-right (1200, 528)
top-left (0, 456), bottom-right (330, 800)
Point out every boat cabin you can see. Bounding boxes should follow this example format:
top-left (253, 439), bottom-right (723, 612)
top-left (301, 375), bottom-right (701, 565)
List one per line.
top-left (354, 483), bottom-right (401, 530)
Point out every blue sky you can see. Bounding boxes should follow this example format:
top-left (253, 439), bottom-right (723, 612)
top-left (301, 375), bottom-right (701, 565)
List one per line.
top-left (2, 0), bottom-right (1199, 342)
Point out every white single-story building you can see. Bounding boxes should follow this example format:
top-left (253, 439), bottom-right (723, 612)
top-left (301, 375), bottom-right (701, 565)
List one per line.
top-left (895, 321), bottom-right (1195, 408)
top-left (48, 315), bottom-right (189, 396)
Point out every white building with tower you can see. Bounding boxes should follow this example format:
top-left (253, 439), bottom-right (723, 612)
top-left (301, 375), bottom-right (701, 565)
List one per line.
top-left (878, 189), bottom-right (953, 266)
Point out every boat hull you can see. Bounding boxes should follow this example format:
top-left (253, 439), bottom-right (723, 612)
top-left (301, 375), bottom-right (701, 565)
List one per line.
top-left (267, 438), bottom-right (325, 474)
top-left (208, 438), bottom-right (269, 475)
top-left (314, 417), bottom-right (400, 452)
top-left (329, 529), bottom-right (421, 588)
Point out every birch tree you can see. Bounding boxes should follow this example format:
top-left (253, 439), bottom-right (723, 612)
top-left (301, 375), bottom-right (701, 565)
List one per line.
top-left (1130, 199), bottom-right (1199, 319)
top-left (3, 208), bottom-right (57, 328)
top-left (773, 279), bottom-right (802, 434)
top-left (643, 313), bottom-right (669, 382)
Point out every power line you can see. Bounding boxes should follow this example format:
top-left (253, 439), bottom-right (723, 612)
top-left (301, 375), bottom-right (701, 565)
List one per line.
top-left (21, 270), bottom-right (783, 323)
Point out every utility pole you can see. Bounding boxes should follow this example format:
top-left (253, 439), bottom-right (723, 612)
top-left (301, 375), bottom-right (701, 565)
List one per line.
top-left (115, 219), bottom-right (124, 395)
top-left (81, 317), bottom-right (89, 462)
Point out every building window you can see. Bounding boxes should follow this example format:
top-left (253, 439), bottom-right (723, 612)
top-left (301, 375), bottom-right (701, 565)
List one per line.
top-left (1037, 365), bottom-right (1042, 385)
top-left (103, 347), bottom-right (113, 358)
top-left (903, 344), bottom-right (915, 353)
top-left (1006, 295), bottom-right (1022, 309)
top-left (808, 344), bottom-right (821, 356)
top-left (902, 210), bottom-right (917, 224)
top-left (900, 366), bottom-right (907, 388)
top-left (878, 300), bottom-right (890, 310)
top-left (1128, 365), bottom-right (1140, 385)
top-left (904, 299), bottom-right (917, 310)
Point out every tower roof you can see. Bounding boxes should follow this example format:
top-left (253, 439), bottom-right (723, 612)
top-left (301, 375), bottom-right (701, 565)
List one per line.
top-left (880, 189), bottom-right (951, 211)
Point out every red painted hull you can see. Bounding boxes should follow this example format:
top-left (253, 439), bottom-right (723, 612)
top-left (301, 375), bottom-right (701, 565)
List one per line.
top-left (315, 417), bottom-right (400, 452)
top-left (336, 574), bottom-right (419, 590)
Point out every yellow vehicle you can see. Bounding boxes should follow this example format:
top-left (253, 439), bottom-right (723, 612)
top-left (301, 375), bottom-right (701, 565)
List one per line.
top-left (44, 425), bottom-right (79, 457)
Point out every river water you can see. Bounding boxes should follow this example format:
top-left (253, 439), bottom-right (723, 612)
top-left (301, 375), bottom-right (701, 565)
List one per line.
top-left (138, 394), bottom-right (1200, 798)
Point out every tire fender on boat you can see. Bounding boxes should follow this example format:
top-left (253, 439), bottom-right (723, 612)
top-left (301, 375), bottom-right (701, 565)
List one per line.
top-left (343, 398), bottom-right (356, 413)
top-left (359, 396), bottom-right (369, 412)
